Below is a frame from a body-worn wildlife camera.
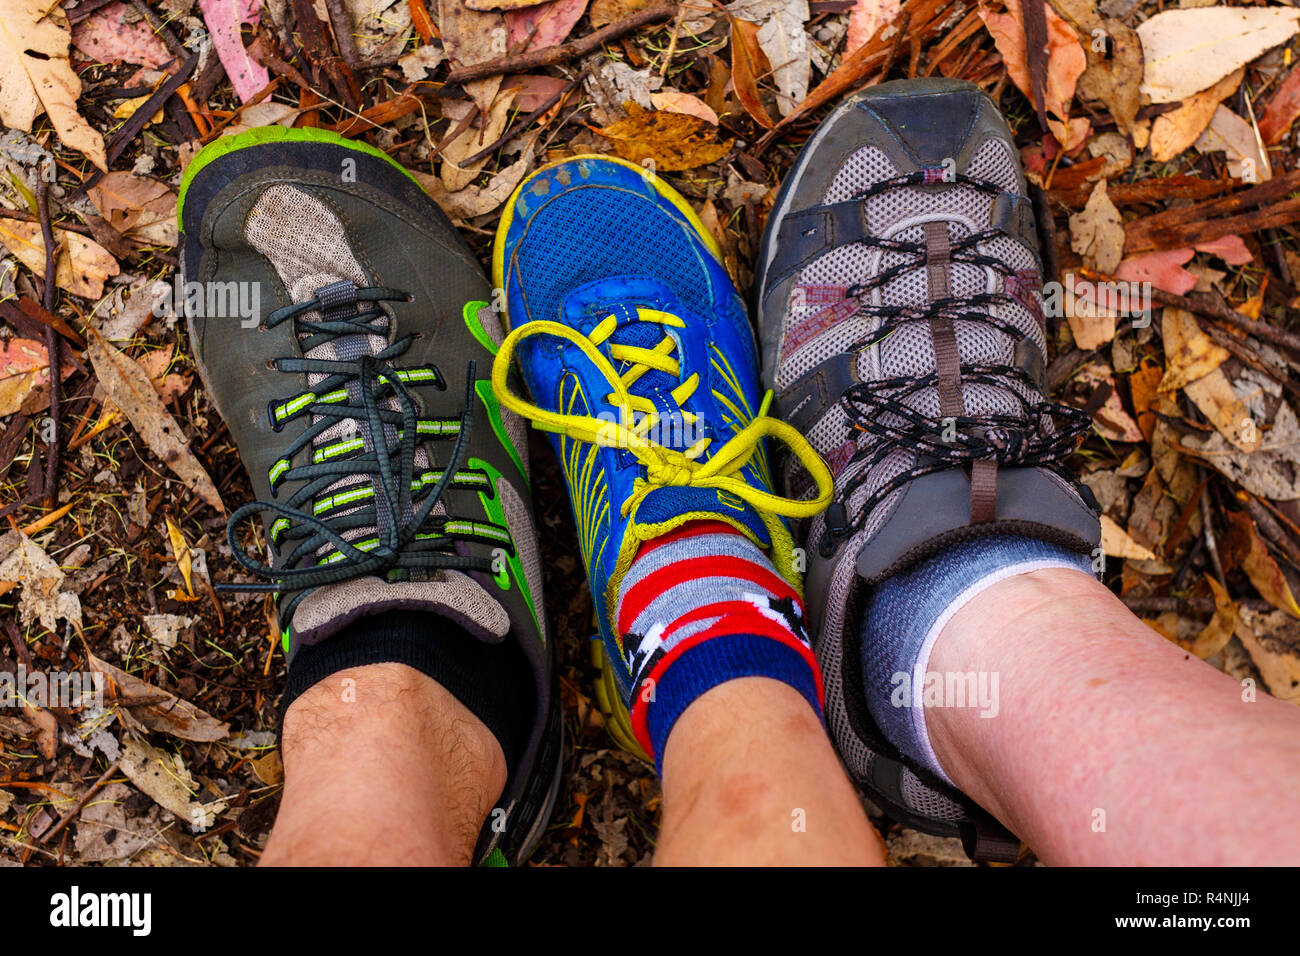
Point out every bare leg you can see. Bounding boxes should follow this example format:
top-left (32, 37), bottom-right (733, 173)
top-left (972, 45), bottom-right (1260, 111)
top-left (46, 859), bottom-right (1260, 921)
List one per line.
top-left (926, 567), bottom-right (1300, 865)
top-left (655, 678), bottom-right (886, 866)
top-left (260, 663), bottom-right (505, 866)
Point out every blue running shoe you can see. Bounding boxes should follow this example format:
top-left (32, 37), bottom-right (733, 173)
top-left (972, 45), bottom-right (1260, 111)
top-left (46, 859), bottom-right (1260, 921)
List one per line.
top-left (491, 155), bottom-right (832, 757)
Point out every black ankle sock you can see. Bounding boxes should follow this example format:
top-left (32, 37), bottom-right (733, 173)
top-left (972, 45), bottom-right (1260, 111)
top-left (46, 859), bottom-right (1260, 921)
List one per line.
top-left (282, 610), bottom-right (535, 772)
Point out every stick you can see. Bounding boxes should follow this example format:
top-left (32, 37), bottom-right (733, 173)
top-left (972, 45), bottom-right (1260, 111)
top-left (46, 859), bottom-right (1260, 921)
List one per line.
top-left (35, 178), bottom-right (60, 511)
top-left (447, 2), bottom-right (677, 84)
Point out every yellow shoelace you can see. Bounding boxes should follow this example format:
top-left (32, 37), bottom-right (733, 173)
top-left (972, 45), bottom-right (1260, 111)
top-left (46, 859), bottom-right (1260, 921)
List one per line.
top-left (491, 308), bottom-right (833, 520)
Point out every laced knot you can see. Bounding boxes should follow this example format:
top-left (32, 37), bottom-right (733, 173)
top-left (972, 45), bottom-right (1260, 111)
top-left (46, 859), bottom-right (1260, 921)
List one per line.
top-left (492, 305), bottom-right (833, 522)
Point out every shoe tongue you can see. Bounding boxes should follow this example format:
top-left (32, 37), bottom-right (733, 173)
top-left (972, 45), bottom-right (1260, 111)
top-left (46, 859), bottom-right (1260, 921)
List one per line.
top-left (633, 486), bottom-right (772, 550)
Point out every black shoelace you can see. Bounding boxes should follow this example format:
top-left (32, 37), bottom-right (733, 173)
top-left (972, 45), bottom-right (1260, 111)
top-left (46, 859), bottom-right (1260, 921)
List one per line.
top-left (818, 171), bottom-right (1091, 550)
top-left (220, 283), bottom-right (497, 620)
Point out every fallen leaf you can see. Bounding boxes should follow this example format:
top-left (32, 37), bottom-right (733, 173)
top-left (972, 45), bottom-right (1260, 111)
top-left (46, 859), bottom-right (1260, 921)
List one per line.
top-left (595, 103), bottom-right (732, 172)
top-left (88, 653), bottom-right (229, 742)
top-left (1225, 509), bottom-right (1300, 618)
top-left (504, 73), bottom-right (570, 111)
top-left (1160, 306), bottom-right (1229, 394)
top-left (74, 782), bottom-right (160, 862)
top-left (0, 206), bottom-right (120, 300)
top-left (439, 0), bottom-right (506, 114)
top-left (0, 0), bottom-right (108, 170)
top-left (1235, 608), bottom-right (1300, 702)
top-left (71, 1), bottom-right (173, 68)
top-left (88, 172), bottom-right (178, 247)
top-left (0, 531), bottom-right (83, 635)
top-left (1258, 64), bottom-right (1300, 146)
top-left (417, 148), bottom-right (532, 218)
top-left (197, 0), bottom-right (268, 104)
top-left (1070, 179), bottom-right (1124, 273)
top-left (0, 337), bottom-right (73, 416)
top-left (981, 0), bottom-right (1087, 149)
top-left (1078, 362), bottom-right (1143, 442)
top-left (1190, 400), bottom-right (1300, 501)
top-left (398, 43), bottom-right (445, 82)
top-left (590, 0), bottom-right (654, 28)
top-left (84, 321), bottom-right (224, 511)
top-left (1149, 68), bottom-right (1242, 163)
top-left (1137, 6), bottom-right (1300, 104)
top-left (847, 0), bottom-right (901, 52)
top-left (729, 14), bottom-right (775, 129)
top-left (440, 90), bottom-right (516, 193)
top-left (119, 735), bottom-right (225, 831)
top-left (1195, 104), bottom-right (1271, 182)
top-left (1194, 234), bottom-right (1252, 266)
top-left (752, 0), bottom-right (811, 118)
top-left (1101, 513), bottom-right (1157, 560)
top-left (505, 0), bottom-right (588, 52)
top-left (1116, 247), bottom-right (1196, 296)
top-left (649, 90), bottom-right (719, 125)
top-left (1129, 359), bottom-right (1163, 444)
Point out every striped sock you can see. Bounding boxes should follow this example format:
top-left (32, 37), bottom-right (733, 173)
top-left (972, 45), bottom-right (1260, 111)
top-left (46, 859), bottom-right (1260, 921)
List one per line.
top-left (615, 520), bottom-right (824, 774)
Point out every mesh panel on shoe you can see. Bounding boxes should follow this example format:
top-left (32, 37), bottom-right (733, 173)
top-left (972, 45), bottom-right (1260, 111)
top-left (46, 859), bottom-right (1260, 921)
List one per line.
top-left (518, 189), bottom-right (713, 324)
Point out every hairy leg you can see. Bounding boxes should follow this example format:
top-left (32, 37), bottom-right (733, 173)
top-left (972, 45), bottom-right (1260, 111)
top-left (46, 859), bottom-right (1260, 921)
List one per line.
top-left (260, 663), bottom-right (505, 866)
top-left (654, 677), bottom-right (886, 866)
top-left (926, 567), bottom-right (1300, 865)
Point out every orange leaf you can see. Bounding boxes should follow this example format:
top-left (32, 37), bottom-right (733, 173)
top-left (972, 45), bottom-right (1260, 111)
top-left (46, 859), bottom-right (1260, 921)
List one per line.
top-left (1225, 510), bottom-right (1300, 619)
top-left (729, 15), bottom-right (774, 129)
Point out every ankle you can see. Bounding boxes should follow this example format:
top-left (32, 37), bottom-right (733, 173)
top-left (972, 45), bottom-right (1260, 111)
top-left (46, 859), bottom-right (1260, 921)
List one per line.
top-left (267, 663), bottom-right (506, 865)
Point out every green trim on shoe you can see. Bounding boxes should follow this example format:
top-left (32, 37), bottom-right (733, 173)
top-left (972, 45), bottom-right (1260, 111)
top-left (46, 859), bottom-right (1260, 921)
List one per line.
top-left (177, 125), bottom-right (426, 225)
top-left (470, 457), bottom-right (542, 642)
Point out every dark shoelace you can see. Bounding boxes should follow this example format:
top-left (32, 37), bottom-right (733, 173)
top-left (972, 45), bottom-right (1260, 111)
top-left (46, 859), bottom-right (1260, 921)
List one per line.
top-left (817, 171), bottom-right (1091, 551)
top-left (221, 284), bottom-right (498, 620)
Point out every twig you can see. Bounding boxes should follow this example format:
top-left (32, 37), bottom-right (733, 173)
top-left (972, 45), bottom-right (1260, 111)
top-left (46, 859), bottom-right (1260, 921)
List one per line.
top-left (1122, 595), bottom-right (1272, 615)
top-left (461, 66), bottom-right (590, 166)
top-left (129, 0), bottom-right (187, 60)
top-left (33, 759), bottom-right (122, 848)
top-left (73, 52), bottom-right (200, 198)
top-left (323, 0), bottom-right (361, 69)
top-left (35, 177), bottom-right (60, 511)
top-left (0, 206), bottom-right (92, 237)
top-left (447, 2), bottom-right (677, 84)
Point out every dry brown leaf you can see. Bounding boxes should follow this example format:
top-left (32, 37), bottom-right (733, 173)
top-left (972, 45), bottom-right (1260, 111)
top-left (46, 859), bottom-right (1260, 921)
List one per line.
top-left (0, 0), bottom-right (108, 170)
top-left (1149, 68), bottom-right (1242, 163)
top-left (730, 14), bottom-right (775, 129)
top-left (119, 735), bottom-right (225, 830)
top-left (1195, 105), bottom-right (1271, 182)
top-left (440, 91), bottom-right (517, 193)
top-left (1235, 608), bottom-right (1300, 702)
top-left (1189, 574), bottom-right (1239, 659)
top-left (1069, 179), bottom-right (1124, 274)
top-left (84, 322), bottom-right (224, 511)
top-left (416, 147), bottom-right (534, 219)
top-left (595, 103), bottom-right (732, 172)
top-left (981, 0), bottom-right (1088, 149)
top-left (589, 0), bottom-right (654, 29)
top-left (1101, 513), bottom-right (1156, 560)
top-left (88, 172), bottom-right (178, 247)
top-left (1190, 400), bottom-right (1300, 501)
top-left (0, 219), bottom-right (120, 299)
top-left (1159, 307), bottom-right (1229, 394)
top-left (1138, 7), bottom-right (1300, 104)
top-left (88, 653), bottom-right (230, 742)
top-left (1129, 359), bottom-right (1163, 444)
top-left (650, 90), bottom-right (719, 125)
top-left (438, 0), bottom-right (505, 114)
top-left (1225, 509), bottom-right (1300, 619)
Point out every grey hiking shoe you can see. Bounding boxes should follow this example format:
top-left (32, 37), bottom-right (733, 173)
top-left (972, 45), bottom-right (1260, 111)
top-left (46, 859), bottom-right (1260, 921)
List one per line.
top-left (756, 79), bottom-right (1101, 859)
top-left (177, 127), bottom-right (560, 864)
